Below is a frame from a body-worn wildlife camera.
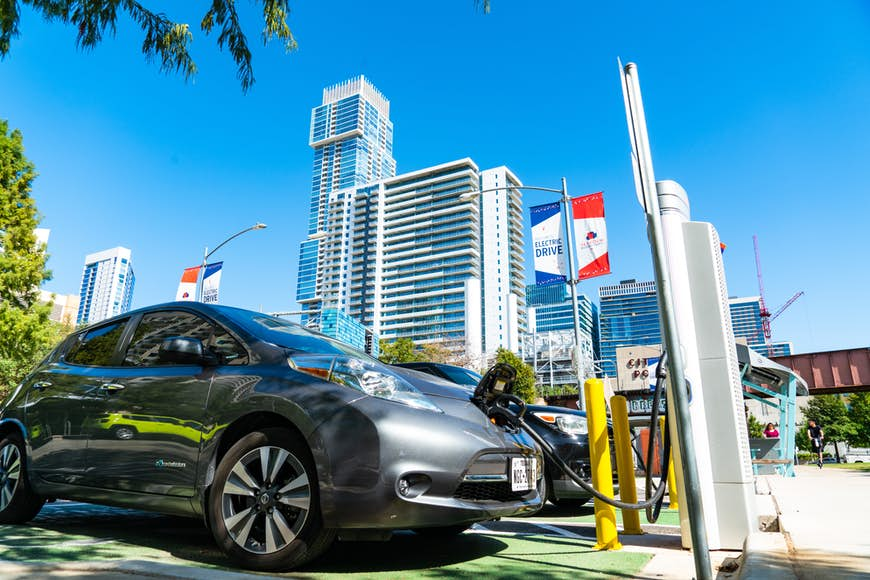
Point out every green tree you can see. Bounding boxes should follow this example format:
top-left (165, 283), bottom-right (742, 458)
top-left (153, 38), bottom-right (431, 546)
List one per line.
top-left (746, 413), bottom-right (764, 439)
top-left (846, 392), bottom-right (870, 448)
top-left (0, 119), bottom-right (55, 400)
top-left (378, 337), bottom-right (420, 364)
top-left (801, 394), bottom-right (856, 461)
top-left (0, 0), bottom-right (297, 93)
top-left (0, 2), bottom-right (492, 92)
top-left (495, 348), bottom-right (536, 404)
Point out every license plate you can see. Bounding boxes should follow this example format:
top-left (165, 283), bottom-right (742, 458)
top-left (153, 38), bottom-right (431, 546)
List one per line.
top-left (510, 456), bottom-right (536, 492)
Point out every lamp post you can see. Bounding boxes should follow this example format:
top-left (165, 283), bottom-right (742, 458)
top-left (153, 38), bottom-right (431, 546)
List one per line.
top-left (198, 222), bottom-right (267, 301)
top-left (461, 179), bottom-right (587, 409)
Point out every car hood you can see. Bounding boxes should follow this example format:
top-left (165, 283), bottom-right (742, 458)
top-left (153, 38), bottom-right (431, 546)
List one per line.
top-left (392, 367), bottom-right (475, 402)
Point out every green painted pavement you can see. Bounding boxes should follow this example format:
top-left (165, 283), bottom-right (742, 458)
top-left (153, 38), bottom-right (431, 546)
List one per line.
top-left (525, 502), bottom-right (682, 527)
top-left (0, 503), bottom-right (654, 579)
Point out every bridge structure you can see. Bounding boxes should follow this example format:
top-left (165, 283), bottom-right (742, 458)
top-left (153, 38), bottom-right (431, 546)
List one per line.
top-left (771, 347), bottom-right (870, 395)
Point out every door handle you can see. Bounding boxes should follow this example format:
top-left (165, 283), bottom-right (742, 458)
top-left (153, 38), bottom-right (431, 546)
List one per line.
top-left (33, 381), bottom-right (52, 391)
top-left (100, 383), bottom-right (126, 393)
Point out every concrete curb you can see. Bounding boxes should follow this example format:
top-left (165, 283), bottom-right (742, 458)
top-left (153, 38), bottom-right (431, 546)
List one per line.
top-left (0, 559), bottom-right (279, 580)
top-left (737, 532), bottom-right (796, 580)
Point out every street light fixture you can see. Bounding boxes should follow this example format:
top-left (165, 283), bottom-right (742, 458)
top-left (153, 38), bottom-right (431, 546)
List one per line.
top-left (461, 178), bottom-right (587, 410)
top-left (198, 222), bottom-right (267, 301)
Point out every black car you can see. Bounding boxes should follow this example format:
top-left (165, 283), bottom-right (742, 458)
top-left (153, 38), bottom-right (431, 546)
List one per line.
top-left (0, 303), bottom-right (543, 571)
top-left (395, 362), bottom-right (601, 508)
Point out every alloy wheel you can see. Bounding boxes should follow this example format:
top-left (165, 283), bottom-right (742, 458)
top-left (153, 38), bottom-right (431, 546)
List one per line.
top-left (0, 443), bottom-right (22, 512)
top-left (220, 445), bottom-right (311, 554)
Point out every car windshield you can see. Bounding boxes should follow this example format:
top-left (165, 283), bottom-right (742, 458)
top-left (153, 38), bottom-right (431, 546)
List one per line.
top-left (217, 307), bottom-right (377, 361)
top-left (439, 366), bottom-right (482, 387)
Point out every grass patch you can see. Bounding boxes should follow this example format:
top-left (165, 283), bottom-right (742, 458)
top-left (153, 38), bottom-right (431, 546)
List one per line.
top-left (825, 462), bottom-right (870, 471)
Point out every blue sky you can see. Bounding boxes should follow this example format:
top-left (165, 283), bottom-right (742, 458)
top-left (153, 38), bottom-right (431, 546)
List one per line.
top-left (1, 1), bottom-right (868, 354)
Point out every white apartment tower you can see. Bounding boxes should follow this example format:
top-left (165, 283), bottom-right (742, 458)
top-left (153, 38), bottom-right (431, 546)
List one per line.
top-left (76, 247), bottom-right (135, 325)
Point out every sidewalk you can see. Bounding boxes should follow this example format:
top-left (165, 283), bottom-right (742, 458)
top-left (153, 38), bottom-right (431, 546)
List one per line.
top-left (740, 464), bottom-right (870, 579)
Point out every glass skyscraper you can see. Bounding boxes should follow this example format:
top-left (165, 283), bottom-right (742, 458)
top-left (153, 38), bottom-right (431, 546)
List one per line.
top-left (598, 279), bottom-right (661, 377)
top-left (77, 246), bottom-right (135, 325)
top-left (728, 296), bottom-right (793, 357)
top-left (296, 76), bottom-right (396, 310)
top-left (295, 77), bottom-right (526, 358)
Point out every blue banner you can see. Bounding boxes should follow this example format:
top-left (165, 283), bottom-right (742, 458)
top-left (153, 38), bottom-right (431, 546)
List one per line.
top-left (530, 202), bottom-right (568, 285)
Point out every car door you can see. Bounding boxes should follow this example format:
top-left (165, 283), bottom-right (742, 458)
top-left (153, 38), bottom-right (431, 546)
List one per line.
top-left (81, 309), bottom-right (249, 497)
top-left (25, 318), bottom-right (129, 484)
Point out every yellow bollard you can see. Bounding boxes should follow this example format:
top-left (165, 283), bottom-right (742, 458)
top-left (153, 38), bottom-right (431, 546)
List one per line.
top-left (659, 416), bottom-right (680, 511)
top-left (584, 378), bottom-right (622, 550)
top-left (611, 395), bottom-right (643, 534)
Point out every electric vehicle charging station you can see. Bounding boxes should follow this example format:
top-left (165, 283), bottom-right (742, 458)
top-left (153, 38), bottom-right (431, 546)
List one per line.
top-left (620, 62), bottom-right (759, 578)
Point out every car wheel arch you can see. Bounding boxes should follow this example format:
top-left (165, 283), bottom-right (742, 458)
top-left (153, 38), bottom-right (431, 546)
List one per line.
top-left (201, 411), bottom-right (332, 519)
top-left (0, 419), bottom-right (28, 448)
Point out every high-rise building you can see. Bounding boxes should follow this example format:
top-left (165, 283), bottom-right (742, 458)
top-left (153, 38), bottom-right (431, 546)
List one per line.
top-left (39, 290), bottom-right (80, 326)
top-left (296, 77), bottom-right (525, 357)
top-left (521, 281), bottom-right (599, 388)
top-left (728, 296), bottom-right (793, 357)
top-left (598, 279), bottom-right (661, 377)
top-left (311, 158), bottom-right (525, 358)
top-left (296, 76), bottom-right (396, 315)
top-left (77, 247), bottom-right (135, 325)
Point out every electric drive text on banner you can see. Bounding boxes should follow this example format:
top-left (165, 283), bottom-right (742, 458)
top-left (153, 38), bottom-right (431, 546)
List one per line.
top-left (530, 201), bottom-right (568, 285)
top-left (572, 191), bottom-right (611, 280)
top-left (175, 266), bottom-right (200, 301)
top-left (201, 261), bottom-right (223, 304)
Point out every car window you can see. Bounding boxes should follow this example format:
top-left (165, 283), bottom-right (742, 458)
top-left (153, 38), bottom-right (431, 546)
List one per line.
top-left (65, 319), bottom-right (129, 366)
top-left (439, 366), bottom-right (482, 387)
top-left (124, 310), bottom-right (248, 367)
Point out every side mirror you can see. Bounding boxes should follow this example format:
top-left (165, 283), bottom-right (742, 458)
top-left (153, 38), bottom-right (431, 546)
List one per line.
top-left (158, 337), bottom-right (219, 366)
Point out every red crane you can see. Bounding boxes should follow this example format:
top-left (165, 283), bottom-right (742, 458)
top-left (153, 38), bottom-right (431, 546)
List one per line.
top-left (753, 235), bottom-right (804, 356)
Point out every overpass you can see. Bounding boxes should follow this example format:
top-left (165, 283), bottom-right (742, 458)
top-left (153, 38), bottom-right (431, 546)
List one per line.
top-left (772, 347), bottom-right (870, 395)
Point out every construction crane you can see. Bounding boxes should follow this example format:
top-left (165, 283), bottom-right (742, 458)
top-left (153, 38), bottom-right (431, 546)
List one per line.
top-left (753, 235), bottom-right (804, 356)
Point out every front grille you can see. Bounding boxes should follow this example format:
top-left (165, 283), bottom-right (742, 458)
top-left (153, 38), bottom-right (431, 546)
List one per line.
top-left (453, 481), bottom-right (532, 502)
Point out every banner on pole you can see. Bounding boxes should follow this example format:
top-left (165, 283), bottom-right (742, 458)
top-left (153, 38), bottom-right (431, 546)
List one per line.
top-left (175, 266), bottom-right (200, 301)
top-left (530, 201), bottom-right (568, 285)
top-left (202, 262), bottom-right (223, 304)
top-left (572, 192), bottom-right (611, 280)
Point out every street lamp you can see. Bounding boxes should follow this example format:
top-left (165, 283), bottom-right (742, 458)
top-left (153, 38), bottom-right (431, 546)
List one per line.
top-left (198, 222), bottom-right (267, 301)
top-left (460, 178), bottom-right (587, 409)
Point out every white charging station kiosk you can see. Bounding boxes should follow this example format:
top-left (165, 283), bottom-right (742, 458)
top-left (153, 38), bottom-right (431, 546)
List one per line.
top-left (621, 61), bottom-right (757, 567)
top-left (658, 181), bottom-right (757, 550)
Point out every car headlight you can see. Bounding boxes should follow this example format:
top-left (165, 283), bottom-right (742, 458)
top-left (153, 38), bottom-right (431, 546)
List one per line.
top-left (288, 354), bottom-right (443, 413)
top-left (532, 411), bottom-right (588, 435)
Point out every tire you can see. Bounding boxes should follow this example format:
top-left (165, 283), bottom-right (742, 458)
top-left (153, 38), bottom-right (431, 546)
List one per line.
top-left (413, 524), bottom-right (471, 537)
top-left (0, 433), bottom-right (45, 524)
top-left (207, 428), bottom-right (335, 571)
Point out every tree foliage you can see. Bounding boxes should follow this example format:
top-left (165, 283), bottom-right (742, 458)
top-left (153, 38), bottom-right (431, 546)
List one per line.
top-left (0, 0), bottom-right (297, 93)
top-left (378, 337), bottom-right (420, 364)
top-left (746, 413), bottom-right (764, 439)
top-left (846, 392), bottom-right (870, 448)
top-left (0, 119), bottom-right (57, 400)
top-left (495, 348), bottom-right (536, 404)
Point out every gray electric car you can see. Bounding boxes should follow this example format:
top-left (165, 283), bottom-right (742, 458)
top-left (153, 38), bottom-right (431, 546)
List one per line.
top-left (0, 303), bottom-right (543, 571)
top-left (396, 362), bottom-right (609, 508)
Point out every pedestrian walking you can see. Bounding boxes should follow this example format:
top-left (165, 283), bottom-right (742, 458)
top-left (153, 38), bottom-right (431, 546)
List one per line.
top-left (807, 420), bottom-right (824, 468)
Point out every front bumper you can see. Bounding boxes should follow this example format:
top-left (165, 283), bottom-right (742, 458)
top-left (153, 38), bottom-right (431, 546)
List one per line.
top-left (311, 395), bottom-right (543, 529)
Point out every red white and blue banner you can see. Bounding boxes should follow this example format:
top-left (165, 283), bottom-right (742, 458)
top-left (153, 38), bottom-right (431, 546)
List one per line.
top-left (175, 266), bottom-right (200, 301)
top-left (572, 192), bottom-right (610, 280)
top-left (201, 262), bottom-right (223, 304)
top-left (530, 201), bottom-right (568, 285)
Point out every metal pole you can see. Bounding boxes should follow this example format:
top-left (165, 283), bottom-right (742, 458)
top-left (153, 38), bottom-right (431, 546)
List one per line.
top-left (620, 60), bottom-right (711, 580)
top-left (198, 246), bottom-right (209, 302)
top-left (559, 177), bottom-right (586, 410)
